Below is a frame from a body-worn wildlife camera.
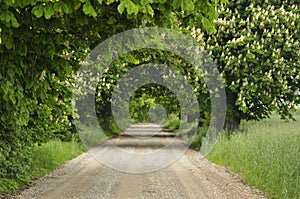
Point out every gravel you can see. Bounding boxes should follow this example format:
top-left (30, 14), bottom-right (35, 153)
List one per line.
top-left (4, 125), bottom-right (269, 199)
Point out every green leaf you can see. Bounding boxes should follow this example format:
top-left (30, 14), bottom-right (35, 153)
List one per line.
top-left (118, 0), bottom-right (139, 15)
top-left (9, 94), bottom-right (16, 105)
top-left (146, 4), bottom-right (154, 16)
top-left (201, 17), bottom-right (210, 30)
top-left (157, 0), bottom-right (167, 3)
top-left (107, 16), bottom-right (116, 25)
top-left (246, 53), bottom-right (255, 59)
top-left (7, 68), bottom-right (14, 79)
top-left (140, 0), bottom-right (147, 6)
top-left (32, 6), bottom-right (43, 18)
top-left (3, 0), bottom-right (15, 6)
top-left (61, 3), bottom-right (72, 14)
top-left (199, 1), bottom-right (209, 14)
top-left (5, 36), bottom-right (13, 49)
top-left (220, 0), bottom-right (228, 4)
top-left (18, 43), bottom-right (27, 56)
top-left (25, 81), bottom-right (34, 89)
top-left (117, 0), bottom-right (126, 14)
top-left (83, 1), bottom-right (97, 17)
top-left (126, 0), bottom-right (139, 15)
top-left (1, 10), bottom-right (19, 27)
top-left (207, 6), bottom-right (218, 20)
top-left (132, 59), bottom-right (140, 65)
top-left (173, 0), bottom-right (181, 9)
top-left (201, 17), bottom-right (216, 34)
top-left (106, 0), bottom-right (116, 5)
top-left (11, 16), bottom-right (19, 27)
top-left (44, 5), bottom-right (55, 19)
top-left (17, 0), bottom-right (31, 7)
top-left (72, 1), bottom-right (82, 10)
top-left (30, 0), bottom-right (36, 6)
top-left (3, 93), bottom-right (9, 102)
top-left (181, 0), bottom-right (194, 11)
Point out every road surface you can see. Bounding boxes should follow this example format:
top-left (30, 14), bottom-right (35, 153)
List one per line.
top-left (11, 124), bottom-right (267, 199)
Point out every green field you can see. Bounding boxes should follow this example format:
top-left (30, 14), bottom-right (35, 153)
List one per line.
top-left (207, 111), bottom-right (300, 199)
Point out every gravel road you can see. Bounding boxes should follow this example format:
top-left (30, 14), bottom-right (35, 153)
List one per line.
top-left (8, 124), bottom-right (268, 199)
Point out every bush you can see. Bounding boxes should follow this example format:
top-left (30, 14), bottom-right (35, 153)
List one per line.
top-left (0, 126), bottom-right (33, 184)
top-left (164, 114), bottom-right (180, 131)
top-left (0, 139), bottom-right (86, 195)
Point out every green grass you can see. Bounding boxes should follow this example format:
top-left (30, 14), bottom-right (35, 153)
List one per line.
top-left (207, 112), bottom-right (300, 199)
top-left (0, 140), bottom-right (86, 195)
top-left (30, 140), bottom-right (86, 178)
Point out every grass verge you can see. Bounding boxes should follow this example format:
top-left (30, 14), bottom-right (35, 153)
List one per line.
top-left (0, 140), bottom-right (86, 195)
top-left (207, 113), bottom-right (300, 199)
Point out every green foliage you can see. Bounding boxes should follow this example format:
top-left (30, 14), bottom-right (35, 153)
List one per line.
top-left (190, 127), bottom-right (207, 150)
top-left (164, 114), bottom-right (209, 148)
top-left (0, 0), bottom-right (221, 186)
top-left (129, 92), bottom-right (155, 123)
top-left (128, 84), bottom-right (180, 123)
top-left (194, 0), bottom-right (300, 131)
top-left (94, 49), bottom-right (207, 133)
top-left (207, 113), bottom-right (300, 199)
top-left (83, 1), bottom-right (97, 17)
top-left (0, 126), bottom-right (33, 182)
top-left (0, 140), bottom-right (86, 194)
top-left (164, 113), bottom-right (181, 131)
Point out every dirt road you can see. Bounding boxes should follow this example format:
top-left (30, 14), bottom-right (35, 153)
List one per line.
top-left (12, 124), bottom-right (268, 199)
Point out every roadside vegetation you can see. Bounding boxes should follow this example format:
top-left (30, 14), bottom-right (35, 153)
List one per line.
top-left (0, 140), bottom-right (86, 195)
top-left (207, 111), bottom-right (300, 199)
top-left (0, 0), bottom-right (299, 197)
top-left (0, 0), bottom-right (219, 195)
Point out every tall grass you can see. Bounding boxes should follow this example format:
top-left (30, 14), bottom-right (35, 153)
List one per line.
top-left (0, 140), bottom-right (86, 195)
top-left (207, 112), bottom-right (300, 199)
top-left (30, 140), bottom-right (86, 178)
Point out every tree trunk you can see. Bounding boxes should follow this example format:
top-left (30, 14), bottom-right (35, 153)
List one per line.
top-left (224, 115), bottom-right (241, 133)
top-left (225, 89), bottom-right (241, 133)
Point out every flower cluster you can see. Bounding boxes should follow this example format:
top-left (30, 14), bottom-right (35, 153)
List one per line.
top-left (191, 1), bottom-right (300, 120)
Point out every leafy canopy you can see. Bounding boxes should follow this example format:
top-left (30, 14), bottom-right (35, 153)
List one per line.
top-left (0, 0), bottom-right (223, 189)
top-left (195, 0), bottom-right (300, 130)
